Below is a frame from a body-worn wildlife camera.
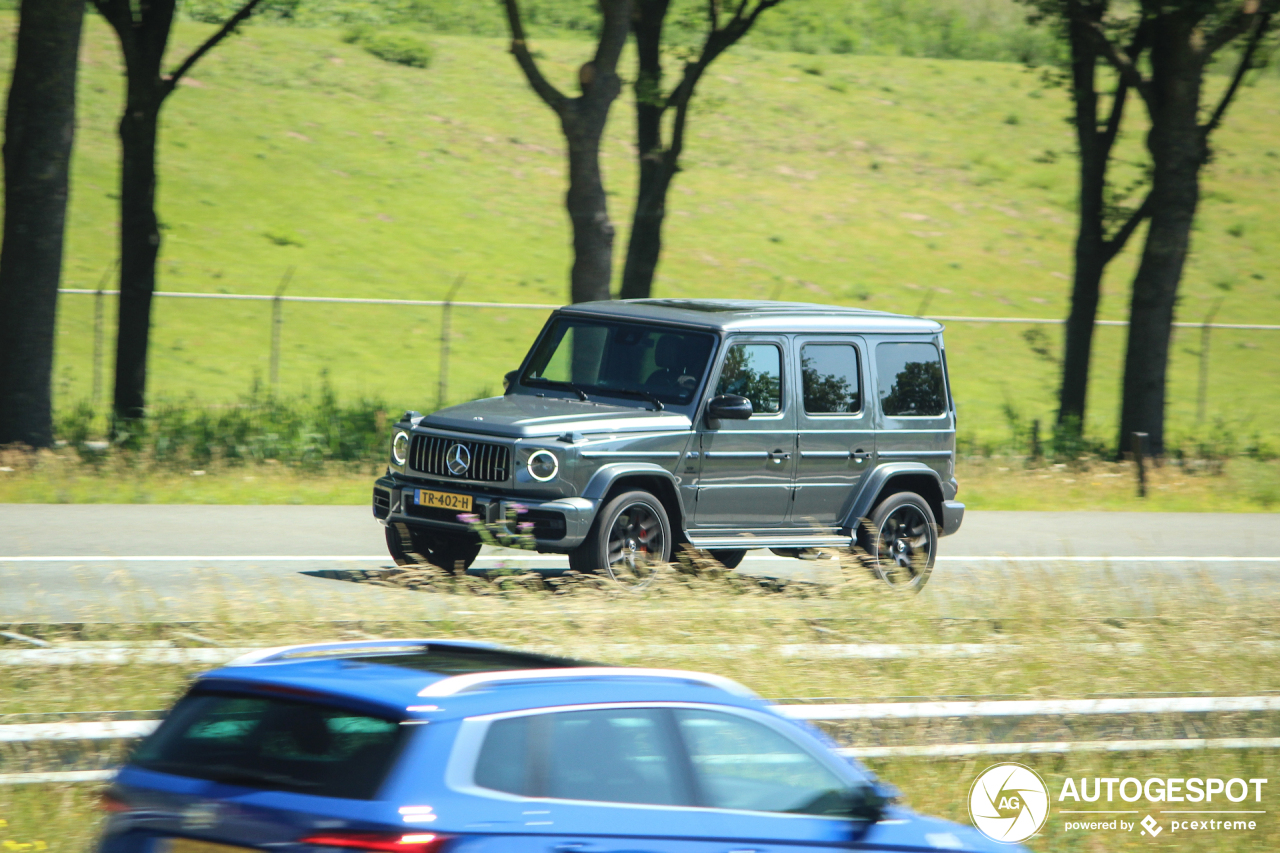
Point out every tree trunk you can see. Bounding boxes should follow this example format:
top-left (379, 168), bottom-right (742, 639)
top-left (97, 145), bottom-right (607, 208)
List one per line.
top-left (1059, 242), bottom-right (1105, 431)
top-left (561, 76), bottom-right (621, 304)
top-left (619, 0), bottom-right (669, 301)
top-left (113, 100), bottom-right (163, 422)
top-left (620, 166), bottom-right (672, 300)
top-left (1058, 16), bottom-right (1106, 431)
top-left (1116, 14), bottom-right (1203, 457)
top-left (0, 0), bottom-right (86, 447)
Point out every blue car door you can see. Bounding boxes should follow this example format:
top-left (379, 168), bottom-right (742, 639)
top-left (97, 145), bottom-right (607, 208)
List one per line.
top-left (449, 705), bottom-right (858, 853)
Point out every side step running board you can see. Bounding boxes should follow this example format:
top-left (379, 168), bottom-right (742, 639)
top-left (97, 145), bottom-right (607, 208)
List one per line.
top-left (686, 535), bottom-right (853, 550)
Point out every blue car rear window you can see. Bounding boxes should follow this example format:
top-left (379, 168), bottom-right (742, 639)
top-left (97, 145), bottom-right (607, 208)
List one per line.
top-left (131, 691), bottom-right (405, 799)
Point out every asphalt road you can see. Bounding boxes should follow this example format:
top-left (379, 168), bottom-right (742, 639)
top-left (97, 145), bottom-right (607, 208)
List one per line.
top-left (1, 505), bottom-right (1276, 622)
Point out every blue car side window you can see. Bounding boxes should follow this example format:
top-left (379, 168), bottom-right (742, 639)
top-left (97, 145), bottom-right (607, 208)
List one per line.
top-left (674, 709), bottom-right (848, 816)
top-left (474, 707), bottom-right (690, 807)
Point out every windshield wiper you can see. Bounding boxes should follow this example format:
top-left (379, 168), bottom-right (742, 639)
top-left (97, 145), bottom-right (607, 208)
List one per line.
top-left (599, 388), bottom-right (664, 411)
top-left (200, 763), bottom-right (323, 790)
top-left (525, 377), bottom-right (589, 401)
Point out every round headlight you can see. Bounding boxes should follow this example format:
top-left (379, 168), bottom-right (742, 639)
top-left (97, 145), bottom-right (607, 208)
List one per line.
top-left (391, 431), bottom-right (410, 466)
top-left (527, 449), bottom-right (559, 482)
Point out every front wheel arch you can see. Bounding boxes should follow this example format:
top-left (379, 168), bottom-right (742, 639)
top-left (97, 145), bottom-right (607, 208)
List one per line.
top-left (585, 467), bottom-right (687, 542)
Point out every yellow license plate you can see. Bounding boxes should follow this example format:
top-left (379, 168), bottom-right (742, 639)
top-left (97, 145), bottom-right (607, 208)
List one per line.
top-left (163, 839), bottom-right (256, 853)
top-left (416, 489), bottom-right (473, 511)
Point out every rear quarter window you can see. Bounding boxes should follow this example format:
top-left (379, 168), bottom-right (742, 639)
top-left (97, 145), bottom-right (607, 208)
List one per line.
top-left (875, 342), bottom-right (946, 417)
top-left (131, 691), bottom-right (405, 800)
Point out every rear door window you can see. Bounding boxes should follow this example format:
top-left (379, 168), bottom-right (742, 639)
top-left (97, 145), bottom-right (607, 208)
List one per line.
top-left (131, 691), bottom-right (405, 800)
top-left (801, 344), bottom-right (862, 414)
top-left (875, 342), bottom-right (946, 417)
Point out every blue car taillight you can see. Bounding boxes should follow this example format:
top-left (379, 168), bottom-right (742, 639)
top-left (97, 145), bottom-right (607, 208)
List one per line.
top-left (99, 790), bottom-right (131, 813)
top-left (299, 833), bottom-right (451, 853)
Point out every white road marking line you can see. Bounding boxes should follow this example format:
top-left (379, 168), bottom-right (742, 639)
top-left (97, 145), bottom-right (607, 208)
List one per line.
top-left (7, 736), bottom-right (1280, 785)
top-left (778, 696), bottom-right (1280, 720)
top-left (0, 720), bottom-right (159, 742)
top-left (2, 641), bottom-right (1277, 667)
top-left (837, 737), bottom-right (1280, 758)
top-left (0, 770), bottom-right (116, 785)
top-left (1, 554), bottom-right (1277, 562)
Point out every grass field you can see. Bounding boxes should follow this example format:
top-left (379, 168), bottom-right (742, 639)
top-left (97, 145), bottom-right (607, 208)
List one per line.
top-left (3, 17), bottom-right (1275, 449)
top-left (1, 560), bottom-right (1277, 850)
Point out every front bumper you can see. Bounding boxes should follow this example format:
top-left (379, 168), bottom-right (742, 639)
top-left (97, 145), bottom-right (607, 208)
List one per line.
top-left (940, 500), bottom-right (965, 536)
top-left (373, 474), bottom-right (598, 552)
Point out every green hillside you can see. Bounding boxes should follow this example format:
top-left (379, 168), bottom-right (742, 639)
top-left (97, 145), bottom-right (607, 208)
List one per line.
top-left (8, 15), bottom-right (1280, 449)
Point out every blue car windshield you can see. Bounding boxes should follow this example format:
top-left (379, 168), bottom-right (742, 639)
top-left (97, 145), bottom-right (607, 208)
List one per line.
top-left (522, 318), bottom-right (716, 408)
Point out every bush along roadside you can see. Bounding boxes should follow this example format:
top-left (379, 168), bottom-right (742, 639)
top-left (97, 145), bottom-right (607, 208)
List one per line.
top-left (342, 25), bottom-right (433, 68)
top-left (52, 382), bottom-right (395, 470)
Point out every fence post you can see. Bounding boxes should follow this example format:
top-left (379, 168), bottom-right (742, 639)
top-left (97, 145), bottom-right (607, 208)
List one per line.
top-left (1196, 297), bottom-right (1225, 426)
top-left (437, 275), bottom-right (465, 411)
top-left (270, 267), bottom-right (294, 393)
top-left (1131, 431), bottom-right (1148, 498)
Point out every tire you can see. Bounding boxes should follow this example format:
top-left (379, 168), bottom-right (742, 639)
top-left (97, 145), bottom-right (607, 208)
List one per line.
top-left (859, 491), bottom-right (937, 593)
top-left (568, 490), bottom-right (672, 588)
top-left (708, 549), bottom-right (747, 570)
top-left (385, 523), bottom-right (481, 575)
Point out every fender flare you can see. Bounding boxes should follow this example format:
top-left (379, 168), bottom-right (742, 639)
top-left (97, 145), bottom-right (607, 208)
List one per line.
top-left (582, 462), bottom-right (690, 525)
top-left (841, 462), bottom-right (946, 531)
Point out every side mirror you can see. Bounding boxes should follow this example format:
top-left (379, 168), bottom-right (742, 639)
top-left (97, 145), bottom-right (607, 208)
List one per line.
top-left (503, 370), bottom-right (518, 393)
top-left (707, 394), bottom-right (752, 421)
top-left (844, 783), bottom-right (889, 838)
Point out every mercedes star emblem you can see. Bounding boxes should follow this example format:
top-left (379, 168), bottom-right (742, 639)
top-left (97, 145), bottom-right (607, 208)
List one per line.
top-left (446, 443), bottom-right (471, 476)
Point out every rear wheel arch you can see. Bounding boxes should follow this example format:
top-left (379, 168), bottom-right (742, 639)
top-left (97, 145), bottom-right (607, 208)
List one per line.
top-left (845, 466), bottom-right (946, 533)
top-left (872, 473), bottom-right (944, 525)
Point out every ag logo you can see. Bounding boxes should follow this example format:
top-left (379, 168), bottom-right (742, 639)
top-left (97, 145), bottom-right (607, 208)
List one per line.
top-left (968, 763), bottom-right (1050, 843)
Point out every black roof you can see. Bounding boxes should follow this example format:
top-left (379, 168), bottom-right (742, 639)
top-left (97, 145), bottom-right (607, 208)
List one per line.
top-left (557, 299), bottom-right (944, 334)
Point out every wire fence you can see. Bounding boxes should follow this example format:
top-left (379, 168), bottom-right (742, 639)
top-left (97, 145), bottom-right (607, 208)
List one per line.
top-left (58, 288), bottom-right (1280, 413)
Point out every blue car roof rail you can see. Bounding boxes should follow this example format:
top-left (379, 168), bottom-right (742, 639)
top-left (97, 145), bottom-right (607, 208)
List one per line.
top-left (417, 667), bottom-right (759, 699)
top-left (227, 638), bottom-right (509, 666)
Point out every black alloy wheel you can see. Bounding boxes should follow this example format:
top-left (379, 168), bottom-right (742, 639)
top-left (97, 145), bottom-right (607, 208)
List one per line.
top-left (862, 491), bottom-right (937, 593)
top-left (569, 490), bottom-right (672, 589)
top-left (385, 523), bottom-right (482, 575)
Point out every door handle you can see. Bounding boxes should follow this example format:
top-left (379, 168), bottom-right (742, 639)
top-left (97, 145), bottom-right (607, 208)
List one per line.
top-left (768, 450), bottom-right (791, 462)
top-left (851, 448), bottom-right (870, 462)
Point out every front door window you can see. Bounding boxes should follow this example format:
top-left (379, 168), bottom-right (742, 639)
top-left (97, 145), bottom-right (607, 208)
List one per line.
top-left (674, 708), bottom-right (850, 817)
top-left (695, 339), bottom-right (793, 528)
top-left (715, 344), bottom-right (782, 413)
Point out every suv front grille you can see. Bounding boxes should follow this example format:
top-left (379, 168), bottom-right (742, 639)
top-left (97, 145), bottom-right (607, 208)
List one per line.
top-left (409, 434), bottom-right (511, 483)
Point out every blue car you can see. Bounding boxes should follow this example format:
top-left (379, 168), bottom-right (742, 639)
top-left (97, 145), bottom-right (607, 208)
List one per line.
top-left (98, 640), bottom-right (1022, 853)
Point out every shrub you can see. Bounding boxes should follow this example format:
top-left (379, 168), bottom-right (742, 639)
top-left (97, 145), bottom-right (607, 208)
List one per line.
top-left (346, 27), bottom-right (434, 69)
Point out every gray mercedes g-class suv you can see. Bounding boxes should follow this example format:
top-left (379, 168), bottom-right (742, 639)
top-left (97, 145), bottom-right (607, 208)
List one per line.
top-left (373, 300), bottom-right (963, 590)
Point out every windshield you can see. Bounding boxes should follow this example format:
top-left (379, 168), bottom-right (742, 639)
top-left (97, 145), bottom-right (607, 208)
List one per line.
top-left (131, 690), bottom-right (406, 799)
top-left (520, 318), bottom-right (715, 408)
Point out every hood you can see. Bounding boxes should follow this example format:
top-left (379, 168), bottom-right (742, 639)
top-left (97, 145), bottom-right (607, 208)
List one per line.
top-left (420, 394), bottom-right (694, 439)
